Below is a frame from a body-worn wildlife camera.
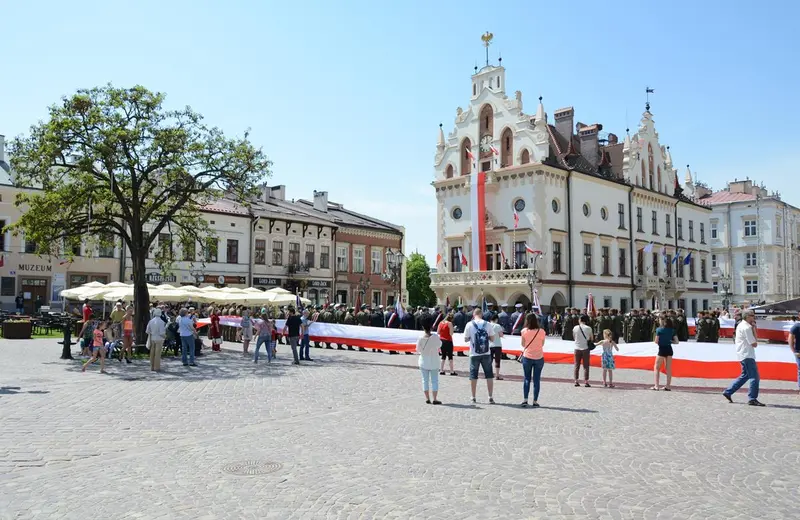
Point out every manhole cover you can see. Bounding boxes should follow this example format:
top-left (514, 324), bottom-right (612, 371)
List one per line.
top-left (222, 461), bottom-right (282, 476)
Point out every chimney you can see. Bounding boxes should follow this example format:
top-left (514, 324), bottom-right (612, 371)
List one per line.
top-left (0, 135), bottom-right (5, 163)
top-left (553, 107), bottom-right (574, 145)
top-left (313, 190), bottom-right (328, 212)
top-left (578, 124), bottom-right (602, 167)
top-left (261, 184), bottom-right (269, 202)
top-left (607, 133), bottom-right (618, 145)
top-left (270, 185), bottom-right (286, 201)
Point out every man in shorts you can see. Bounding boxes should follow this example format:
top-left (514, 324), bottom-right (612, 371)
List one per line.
top-left (463, 308), bottom-right (496, 404)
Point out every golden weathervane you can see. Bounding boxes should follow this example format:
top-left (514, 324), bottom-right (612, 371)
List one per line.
top-left (481, 32), bottom-right (494, 66)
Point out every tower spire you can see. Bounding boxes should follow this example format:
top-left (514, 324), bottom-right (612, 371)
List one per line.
top-left (437, 123), bottom-right (445, 149)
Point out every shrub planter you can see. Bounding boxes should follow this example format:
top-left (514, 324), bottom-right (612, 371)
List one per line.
top-left (3, 320), bottom-right (33, 340)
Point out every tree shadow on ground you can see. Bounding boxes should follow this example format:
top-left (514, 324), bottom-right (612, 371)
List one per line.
top-left (0, 386), bottom-right (51, 396)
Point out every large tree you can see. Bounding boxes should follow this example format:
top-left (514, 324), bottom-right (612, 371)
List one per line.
top-left (406, 252), bottom-right (436, 307)
top-left (9, 85), bottom-right (271, 349)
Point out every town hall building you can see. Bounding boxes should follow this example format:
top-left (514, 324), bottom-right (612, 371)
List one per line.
top-left (429, 43), bottom-right (713, 315)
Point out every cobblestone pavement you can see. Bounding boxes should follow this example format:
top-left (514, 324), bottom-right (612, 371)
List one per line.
top-left (1, 338), bottom-right (799, 519)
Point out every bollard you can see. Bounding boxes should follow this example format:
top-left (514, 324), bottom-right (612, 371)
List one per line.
top-left (59, 322), bottom-right (76, 360)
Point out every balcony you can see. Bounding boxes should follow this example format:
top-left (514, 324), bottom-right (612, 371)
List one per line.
top-left (666, 277), bottom-right (687, 293)
top-left (430, 268), bottom-right (540, 288)
top-left (288, 263), bottom-right (310, 275)
top-left (636, 275), bottom-right (661, 291)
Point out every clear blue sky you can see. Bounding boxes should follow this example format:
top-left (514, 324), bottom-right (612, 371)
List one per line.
top-left (2, 0), bottom-right (798, 263)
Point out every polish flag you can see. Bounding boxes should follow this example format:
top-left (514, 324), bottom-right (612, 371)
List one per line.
top-left (513, 210), bottom-right (519, 229)
top-left (490, 145), bottom-right (499, 156)
top-left (466, 148), bottom-right (475, 162)
top-left (436, 253), bottom-right (442, 267)
top-left (525, 244), bottom-right (542, 256)
top-left (0, 255), bottom-right (4, 267)
top-left (461, 251), bottom-right (468, 266)
top-left (500, 249), bottom-right (507, 264)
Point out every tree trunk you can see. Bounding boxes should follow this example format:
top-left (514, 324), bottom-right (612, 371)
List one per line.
top-left (131, 250), bottom-right (151, 354)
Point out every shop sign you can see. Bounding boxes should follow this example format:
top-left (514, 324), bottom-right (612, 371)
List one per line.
top-left (18, 264), bottom-right (52, 272)
top-left (308, 279), bottom-right (332, 288)
top-left (204, 275), bottom-right (247, 285)
top-left (253, 277), bottom-right (281, 286)
top-left (129, 272), bottom-right (177, 283)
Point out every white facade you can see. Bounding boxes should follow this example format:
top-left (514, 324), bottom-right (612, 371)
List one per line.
top-left (702, 179), bottom-right (800, 305)
top-left (430, 61), bottom-right (713, 313)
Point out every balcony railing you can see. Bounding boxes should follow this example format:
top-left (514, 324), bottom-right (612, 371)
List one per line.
top-left (288, 263), bottom-right (310, 275)
top-left (431, 269), bottom-right (539, 287)
top-left (666, 277), bottom-right (687, 292)
top-left (636, 275), bottom-right (661, 291)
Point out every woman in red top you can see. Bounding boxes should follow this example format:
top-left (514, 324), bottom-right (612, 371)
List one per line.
top-left (119, 306), bottom-right (134, 364)
top-left (208, 306), bottom-right (222, 352)
top-left (437, 313), bottom-right (457, 376)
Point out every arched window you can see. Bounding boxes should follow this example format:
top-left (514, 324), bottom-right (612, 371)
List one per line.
top-left (445, 164), bottom-right (454, 179)
top-left (657, 166), bottom-right (662, 192)
top-left (640, 162), bottom-right (646, 187)
top-left (648, 143), bottom-right (655, 190)
top-left (520, 149), bottom-right (530, 164)
top-left (460, 138), bottom-right (472, 176)
top-left (500, 127), bottom-right (513, 167)
top-left (479, 104), bottom-right (494, 137)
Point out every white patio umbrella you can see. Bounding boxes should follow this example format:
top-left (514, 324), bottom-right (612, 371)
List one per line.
top-left (60, 281), bottom-right (106, 300)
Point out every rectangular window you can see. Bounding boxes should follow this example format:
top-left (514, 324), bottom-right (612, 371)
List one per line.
top-left (777, 216), bottom-right (782, 238)
top-left (25, 238), bottom-right (37, 254)
top-left (337, 246), bottom-right (349, 272)
top-left (181, 237), bottom-right (196, 261)
top-left (712, 254), bottom-right (717, 268)
top-left (713, 281), bottom-right (718, 293)
top-left (700, 223), bottom-right (705, 243)
top-left (514, 241), bottom-right (526, 268)
top-left (272, 240), bottom-right (283, 266)
top-left (450, 247), bottom-right (462, 273)
top-left (226, 239), bottom-right (238, 264)
top-left (0, 219), bottom-right (5, 251)
top-left (703, 299), bottom-right (709, 311)
top-left (603, 297), bottom-right (612, 308)
top-left (601, 246), bottom-right (610, 275)
top-left (99, 234), bottom-right (115, 258)
top-left (652, 252), bottom-right (659, 276)
top-left (618, 203), bottom-right (626, 230)
top-left (305, 244), bottom-right (315, 268)
top-left (636, 207), bottom-right (643, 232)
top-left (620, 298), bottom-right (629, 314)
top-left (353, 248), bottom-right (365, 273)
top-left (701, 258), bottom-right (707, 282)
top-left (744, 220), bottom-right (756, 237)
top-left (637, 249), bottom-right (644, 275)
top-left (619, 248), bottom-right (627, 277)
top-left (689, 220), bottom-right (694, 242)
top-left (70, 239), bottom-right (82, 257)
top-left (745, 252), bottom-right (757, 267)
top-left (677, 218), bottom-right (683, 240)
top-left (288, 242), bottom-right (300, 266)
top-left (651, 210), bottom-right (658, 234)
top-left (583, 243), bottom-right (593, 274)
top-left (159, 233), bottom-right (172, 260)
top-left (371, 249), bottom-right (382, 274)
top-left (372, 290), bottom-right (381, 307)
top-left (665, 214), bottom-right (672, 238)
top-left (746, 280), bottom-right (758, 294)
top-left (320, 245), bottom-right (330, 269)
top-left (254, 239), bottom-right (266, 265)
top-left (552, 241), bottom-right (562, 273)
top-left (205, 238), bottom-right (218, 263)
top-left (677, 256), bottom-right (684, 278)
top-left (689, 256), bottom-right (696, 281)
top-left (711, 222), bottom-right (718, 239)
top-left (1, 276), bottom-right (14, 296)
top-left (666, 254), bottom-right (672, 277)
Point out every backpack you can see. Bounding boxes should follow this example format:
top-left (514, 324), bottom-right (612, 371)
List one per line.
top-left (472, 322), bottom-right (490, 355)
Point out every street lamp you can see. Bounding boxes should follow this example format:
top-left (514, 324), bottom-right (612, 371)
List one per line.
top-left (382, 247), bottom-right (405, 305)
top-left (357, 275), bottom-right (371, 307)
top-left (190, 267), bottom-right (205, 286)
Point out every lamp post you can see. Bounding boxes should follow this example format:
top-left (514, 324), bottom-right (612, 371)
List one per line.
top-left (190, 267), bottom-right (205, 287)
top-left (357, 276), bottom-right (371, 307)
top-left (381, 247), bottom-right (405, 306)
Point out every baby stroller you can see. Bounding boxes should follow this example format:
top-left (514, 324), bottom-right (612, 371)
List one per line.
top-left (164, 321), bottom-right (180, 357)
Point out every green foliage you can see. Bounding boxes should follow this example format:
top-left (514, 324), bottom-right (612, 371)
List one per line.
top-left (9, 84), bottom-right (272, 268)
top-left (406, 252), bottom-right (436, 307)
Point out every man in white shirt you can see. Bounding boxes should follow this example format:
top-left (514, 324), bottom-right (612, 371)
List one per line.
top-left (146, 308), bottom-right (167, 372)
top-left (723, 309), bottom-right (764, 406)
top-left (463, 308), bottom-right (496, 404)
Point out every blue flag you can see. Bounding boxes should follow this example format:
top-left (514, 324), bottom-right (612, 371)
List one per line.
top-left (683, 252), bottom-right (692, 265)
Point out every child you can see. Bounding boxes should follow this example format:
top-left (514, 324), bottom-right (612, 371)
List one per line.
top-left (270, 318), bottom-right (278, 358)
top-left (601, 329), bottom-right (619, 388)
top-left (82, 321), bottom-right (108, 373)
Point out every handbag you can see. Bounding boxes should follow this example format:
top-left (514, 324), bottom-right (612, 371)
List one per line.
top-left (578, 326), bottom-right (597, 351)
top-left (516, 329), bottom-right (541, 363)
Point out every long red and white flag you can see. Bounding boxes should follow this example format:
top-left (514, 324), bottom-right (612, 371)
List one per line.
top-left (470, 171), bottom-right (487, 271)
top-left (513, 210), bottom-right (519, 229)
top-left (525, 243), bottom-right (542, 256)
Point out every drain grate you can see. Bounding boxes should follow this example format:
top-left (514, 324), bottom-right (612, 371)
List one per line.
top-left (222, 460), bottom-right (283, 476)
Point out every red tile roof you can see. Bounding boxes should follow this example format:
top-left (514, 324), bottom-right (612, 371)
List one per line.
top-left (697, 191), bottom-right (758, 206)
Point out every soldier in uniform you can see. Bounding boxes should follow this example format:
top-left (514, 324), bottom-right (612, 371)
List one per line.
top-left (695, 311), bottom-right (708, 342)
top-left (483, 302), bottom-right (495, 322)
top-left (344, 307), bottom-right (356, 350)
top-left (675, 308), bottom-right (689, 341)
top-left (707, 311), bottom-right (719, 343)
top-left (561, 308), bottom-right (576, 341)
top-left (355, 304), bottom-right (369, 352)
top-left (610, 308), bottom-right (623, 344)
top-left (332, 304), bottom-right (346, 350)
top-left (321, 304), bottom-right (335, 349)
top-left (369, 305), bottom-right (384, 352)
top-left (498, 305), bottom-right (511, 335)
top-left (509, 303), bottom-right (524, 335)
top-left (628, 309), bottom-right (642, 344)
top-left (453, 305), bottom-right (467, 334)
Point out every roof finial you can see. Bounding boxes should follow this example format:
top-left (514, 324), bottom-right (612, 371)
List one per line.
top-left (645, 86), bottom-right (654, 112)
top-left (539, 96), bottom-right (543, 102)
top-left (481, 32), bottom-right (494, 67)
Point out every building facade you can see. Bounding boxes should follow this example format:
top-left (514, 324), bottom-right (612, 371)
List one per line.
top-left (695, 179), bottom-right (800, 306)
top-left (429, 58), bottom-right (713, 314)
